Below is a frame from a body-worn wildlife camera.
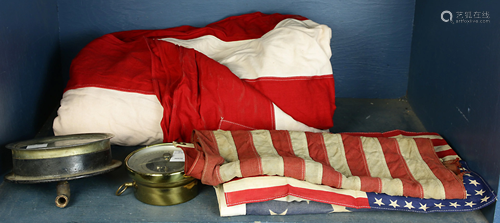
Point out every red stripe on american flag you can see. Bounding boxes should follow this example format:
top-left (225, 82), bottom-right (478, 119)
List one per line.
top-left (179, 144), bottom-right (205, 180)
top-left (270, 131), bottom-right (305, 180)
top-left (290, 186), bottom-right (371, 208)
top-left (224, 184), bottom-right (370, 208)
top-left (431, 138), bottom-right (449, 146)
top-left (189, 131), bottom-right (226, 185)
top-left (359, 176), bottom-right (382, 194)
top-left (436, 149), bottom-right (459, 159)
top-left (414, 138), bottom-right (465, 199)
top-left (321, 164), bottom-right (343, 188)
top-left (341, 134), bottom-right (370, 176)
top-left (378, 137), bottom-right (423, 198)
top-left (231, 131), bottom-right (262, 177)
top-left (225, 185), bottom-right (289, 206)
top-left (305, 132), bottom-right (330, 165)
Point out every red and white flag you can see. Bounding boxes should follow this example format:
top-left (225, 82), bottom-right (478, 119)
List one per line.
top-left (53, 12), bottom-right (336, 146)
top-left (181, 129), bottom-right (466, 200)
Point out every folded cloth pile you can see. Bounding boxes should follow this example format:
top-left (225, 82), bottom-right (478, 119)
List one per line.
top-left (53, 12), bottom-right (335, 146)
top-left (176, 130), bottom-right (497, 216)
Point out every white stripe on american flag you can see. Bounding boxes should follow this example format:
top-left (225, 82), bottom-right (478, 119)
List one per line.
top-left (304, 160), bottom-right (323, 185)
top-left (251, 130), bottom-right (285, 176)
top-left (360, 137), bottom-right (392, 178)
top-left (251, 130), bottom-right (280, 157)
top-left (397, 138), bottom-right (446, 199)
top-left (289, 131), bottom-right (323, 184)
top-left (340, 175), bottom-right (362, 191)
top-left (215, 130), bottom-right (239, 162)
top-left (214, 131), bottom-right (243, 182)
top-left (289, 131), bottom-right (311, 160)
top-left (380, 178), bottom-right (404, 196)
top-left (219, 161), bottom-right (243, 182)
top-left (361, 137), bottom-right (399, 194)
top-left (322, 133), bottom-right (352, 176)
top-left (440, 155), bottom-right (460, 161)
top-left (434, 144), bottom-right (452, 153)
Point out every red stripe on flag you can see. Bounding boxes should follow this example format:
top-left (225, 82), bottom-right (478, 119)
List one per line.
top-left (225, 185), bottom-right (288, 206)
top-left (414, 138), bottom-right (465, 199)
top-left (188, 130), bottom-right (226, 185)
top-left (321, 164), bottom-right (343, 188)
top-left (270, 131), bottom-right (305, 180)
top-left (378, 137), bottom-right (424, 198)
top-left (436, 149), bottom-right (459, 159)
top-left (431, 138), bottom-right (458, 158)
top-left (359, 176), bottom-right (382, 194)
top-left (431, 139), bottom-right (449, 146)
top-left (179, 145), bottom-right (205, 180)
top-left (224, 184), bottom-right (370, 208)
top-left (231, 131), bottom-right (263, 177)
top-left (305, 132), bottom-right (330, 165)
top-left (341, 134), bottom-right (370, 176)
top-left (244, 76), bottom-right (335, 129)
top-left (289, 186), bottom-right (370, 209)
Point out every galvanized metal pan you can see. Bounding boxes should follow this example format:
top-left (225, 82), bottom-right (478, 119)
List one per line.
top-left (4, 133), bottom-right (122, 183)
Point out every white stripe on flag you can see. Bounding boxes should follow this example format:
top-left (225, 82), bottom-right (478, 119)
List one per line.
top-left (289, 131), bottom-right (311, 160)
top-left (360, 137), bottom-right (392, 178)
top-left (304, 160), bottom-right (323, 185)
top-left (434, 144), bottom-right (452, 153)
top-left (251, 130), bottom-right (285, 176)
top-left (219, 161), bottom-right (243, 182)
top-left (380, 177), bottom-right (404, 196)
top-left (159, 18), bottom-right (333, 80)
top-left (397, 138), bottom-right (446, 199)
top-left (215, 130), bottom-right (239, 162)
top-left (214, 131), bottom-right (243, 182)
top-left (322, 133), bottom-right (352, 176)
top-left (340, 175), bottom-right (362, 191)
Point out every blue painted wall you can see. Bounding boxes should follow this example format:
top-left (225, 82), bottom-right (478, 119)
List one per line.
top-left (0, 0), bottom-right (62, 174)
top-left (407, 0), bottom-right (500, 222)
top-left (57, 0), bottom-right (415, 98)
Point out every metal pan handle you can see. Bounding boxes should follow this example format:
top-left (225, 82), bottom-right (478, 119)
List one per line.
top-left (116, 182), bottom-right (135, 196)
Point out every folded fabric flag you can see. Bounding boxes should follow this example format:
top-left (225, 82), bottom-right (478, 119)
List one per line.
top-left (208, 130), bottom-right (496, 216)
top-left (53, 12), bottom-right (335, 146)
top-left (181, 129), bottom-right (466, 200)
top-left (215, 161), bottom-right (495, 216)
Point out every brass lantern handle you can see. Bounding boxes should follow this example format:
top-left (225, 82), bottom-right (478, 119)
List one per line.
top-left (115, 182), bottom-right (135, 196)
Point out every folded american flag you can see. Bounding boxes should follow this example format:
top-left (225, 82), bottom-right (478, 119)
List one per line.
top-left (181, 130), bottom-right (466, 200)
top-left (214, 161), bottom-right (495, 216)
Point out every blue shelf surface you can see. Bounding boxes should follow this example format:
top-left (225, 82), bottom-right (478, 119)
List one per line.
top-left (0, 98), bottom-right (490, 222)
